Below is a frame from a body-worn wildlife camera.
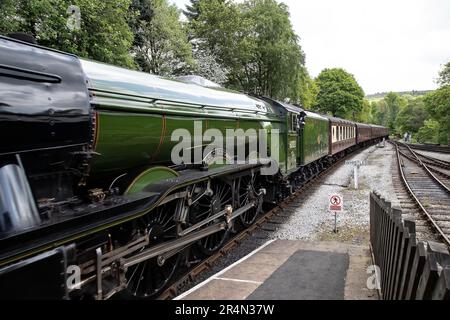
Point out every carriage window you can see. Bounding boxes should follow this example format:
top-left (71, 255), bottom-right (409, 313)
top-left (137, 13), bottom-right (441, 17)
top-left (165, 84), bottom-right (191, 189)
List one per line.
top-left (332, 126), bottom-right (336, 143)
top-left (291, 114), bottom-right (298, 132)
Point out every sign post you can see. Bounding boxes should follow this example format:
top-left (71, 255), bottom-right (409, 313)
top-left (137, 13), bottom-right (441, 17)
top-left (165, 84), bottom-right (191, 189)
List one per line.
top-left (345, 160), bottom-right (367, 190)
top-left (329, 194), bottom-right (343, 233)
top-left (354, 165), bottom-right (358, 189)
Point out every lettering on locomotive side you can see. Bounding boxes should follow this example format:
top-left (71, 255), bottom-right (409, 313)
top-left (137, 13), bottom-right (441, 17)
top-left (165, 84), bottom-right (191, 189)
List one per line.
top-left (171, 121), bottom-right (280, 176)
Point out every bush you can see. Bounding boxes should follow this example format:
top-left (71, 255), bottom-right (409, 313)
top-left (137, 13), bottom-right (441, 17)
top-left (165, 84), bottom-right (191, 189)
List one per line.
top-left (415, 120), bottom-right (440, 144)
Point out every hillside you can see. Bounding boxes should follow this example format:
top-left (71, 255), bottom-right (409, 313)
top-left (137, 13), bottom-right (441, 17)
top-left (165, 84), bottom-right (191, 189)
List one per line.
top-left (366, 90), bottom-right (432, 100)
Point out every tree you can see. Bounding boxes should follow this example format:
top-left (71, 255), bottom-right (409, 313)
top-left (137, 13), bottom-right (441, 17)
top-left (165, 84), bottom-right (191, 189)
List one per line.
top-left (313, 68), bottom-right (365, 118)
top-left (298, 69), bottom-right (318, 109)
top-left (130, 0), bottom-right (194, 76)
top-left (437, 62), bottom-right (450, 87)
top-left (384, 92), bottom-right (407, 133)
top-left (416, 120), bottom-right (440, 144)
top-left (0, 0), bottom-right (20, 32)
top-left (189, 0), bottom-right (307, 103)
top-left (354, 99), bottom-right (373, 123)
top-left (396, 97), bottom-right (427, 135)
top-left (240, 0), bottom-right (306, 101)
top-left (191, 49), bottom-right (229, 85)
top-left (371, 101), bottom-right (383, 125)
top-left (423, 86), bottom-right (450, 145)
top-left (0, 0), bottom-right (135, 68)
top-left (184, 0), bottom-right (202, 21)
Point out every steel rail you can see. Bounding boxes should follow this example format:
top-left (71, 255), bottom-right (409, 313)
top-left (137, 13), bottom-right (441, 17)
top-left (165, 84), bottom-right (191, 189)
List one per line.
top-left (407, 143), bottom-right (450, 154)
top-left (398, 141), bottom-right (450, 194)
top-left (390, 141), bottom-right (450, 247)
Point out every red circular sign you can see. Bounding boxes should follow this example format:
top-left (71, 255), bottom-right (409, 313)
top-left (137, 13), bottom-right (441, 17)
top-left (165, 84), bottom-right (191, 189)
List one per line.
top-left (330, 195), bottom-right (341, 206)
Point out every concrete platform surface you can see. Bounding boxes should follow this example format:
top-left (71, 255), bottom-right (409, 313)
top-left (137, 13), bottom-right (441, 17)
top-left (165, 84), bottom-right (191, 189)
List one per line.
top-left (175, 240), bottom-right (378, 300)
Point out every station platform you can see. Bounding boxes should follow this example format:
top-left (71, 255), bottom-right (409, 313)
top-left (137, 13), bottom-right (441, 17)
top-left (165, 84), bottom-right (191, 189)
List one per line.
top-left (175, 240), bottom-right (378, 300)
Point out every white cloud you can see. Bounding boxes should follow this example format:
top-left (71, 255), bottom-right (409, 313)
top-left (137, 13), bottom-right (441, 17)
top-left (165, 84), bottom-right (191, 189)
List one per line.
top-left (169, 0), bottom-right (450, 94)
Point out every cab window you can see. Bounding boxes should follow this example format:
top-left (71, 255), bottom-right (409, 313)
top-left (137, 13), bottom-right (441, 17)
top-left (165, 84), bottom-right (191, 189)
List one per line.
top-left (291, 114), bottom-right (298, 132)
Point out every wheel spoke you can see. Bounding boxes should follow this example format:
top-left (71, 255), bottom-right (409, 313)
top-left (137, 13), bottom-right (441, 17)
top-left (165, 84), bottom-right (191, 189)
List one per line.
top-left (194, 179), bottom-right (230, 255)
top-left (134, 261), bottom-right (147, 295)
top-left (124, 199), bottom-right (181, 298)
top-left (237, 175), bottom-right (260, 227)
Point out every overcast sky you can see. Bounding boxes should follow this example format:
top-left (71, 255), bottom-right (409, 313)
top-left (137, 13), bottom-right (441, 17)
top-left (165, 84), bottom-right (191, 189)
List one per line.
top-left (169, 0), bottom-right (450, 94)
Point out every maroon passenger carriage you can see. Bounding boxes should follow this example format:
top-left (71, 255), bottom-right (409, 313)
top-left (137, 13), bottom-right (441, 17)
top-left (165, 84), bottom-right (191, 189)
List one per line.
top-left (326, 116), bottom-right (357, 158)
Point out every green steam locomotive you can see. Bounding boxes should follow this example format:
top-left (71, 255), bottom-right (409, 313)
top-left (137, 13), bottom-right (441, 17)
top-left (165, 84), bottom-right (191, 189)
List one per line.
top-left (0, 35), bottom-right (388, 299)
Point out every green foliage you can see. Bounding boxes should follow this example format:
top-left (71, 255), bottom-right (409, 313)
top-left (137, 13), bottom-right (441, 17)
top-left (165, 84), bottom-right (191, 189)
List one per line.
top-left (353, 99), bottom-right (373, 123)
top-left (371, 100), bottom-right (389, 126)
top-left (437, 62), bottom-right (450, 87)
top-left (191, 49), bottom-right (229, 84)
top-left (0, 0), bottom-right (20, 32)
top-left (396, 98), bottom-right (427, 134)
top-left (416, 120), bottom-right (440, 144)
top-left (188, 0), bottom-right (248, 79)
top-left (384, 92), bottom-right (407, 133)
top-left (184, 0), bottom-right (202, 22)
top-left (313, 68), bottom-right (365, 118)
top-left (298, 69), bottom-right (318, 109)
top-left (423, 86), bottom-right (450, 144)
top-left (130, 0), bottom-right (194, 76)
top-left (189, 0), bottom-right (307, 103)
top-left (366, 90), bottom-right (431, 101)
top-left (0, 0), bottom-right (135, 68)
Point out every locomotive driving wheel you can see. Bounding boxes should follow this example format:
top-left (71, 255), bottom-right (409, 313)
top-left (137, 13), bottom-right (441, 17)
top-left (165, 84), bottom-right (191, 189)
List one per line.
top-left (191, 179), bottom-right (232, 256)
top-left (124, 201), bottom-right (182, 299)
top-left (237, 174), bottom-right (262, 227)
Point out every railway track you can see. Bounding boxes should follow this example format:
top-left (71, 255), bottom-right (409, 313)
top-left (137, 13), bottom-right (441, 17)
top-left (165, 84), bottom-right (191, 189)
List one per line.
top-left (407, 143), bottom-right (450, 154)
top-left (157, 143), bottom-right (377, 300)
top-left (391, 141), bottom-right (450, 247)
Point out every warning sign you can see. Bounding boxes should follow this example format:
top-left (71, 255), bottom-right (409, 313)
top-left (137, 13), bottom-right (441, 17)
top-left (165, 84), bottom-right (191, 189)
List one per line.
top-left (329, 195), bottom-right (343, 212)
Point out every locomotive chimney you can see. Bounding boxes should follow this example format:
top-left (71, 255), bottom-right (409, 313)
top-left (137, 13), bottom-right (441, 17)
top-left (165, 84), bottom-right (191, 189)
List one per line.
top-left (7, 32), bottom-right (37, 45)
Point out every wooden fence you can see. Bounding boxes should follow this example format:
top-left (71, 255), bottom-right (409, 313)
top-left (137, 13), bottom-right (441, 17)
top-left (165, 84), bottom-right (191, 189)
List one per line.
top-left (370, 191), bottom-right (450, 300)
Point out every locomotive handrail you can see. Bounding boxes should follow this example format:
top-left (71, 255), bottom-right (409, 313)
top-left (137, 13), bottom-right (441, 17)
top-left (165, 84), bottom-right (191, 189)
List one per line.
top-left (0, 64), bottom-right (62, 83)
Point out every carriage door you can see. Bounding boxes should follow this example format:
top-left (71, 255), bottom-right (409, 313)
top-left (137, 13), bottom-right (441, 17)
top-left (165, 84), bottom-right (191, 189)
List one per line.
top-left (287, 113), bottom-right (298, 172)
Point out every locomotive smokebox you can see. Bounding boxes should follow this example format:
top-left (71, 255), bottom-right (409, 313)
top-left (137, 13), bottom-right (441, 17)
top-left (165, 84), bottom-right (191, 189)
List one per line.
top-left (0, 35), bottom-right (91, 155)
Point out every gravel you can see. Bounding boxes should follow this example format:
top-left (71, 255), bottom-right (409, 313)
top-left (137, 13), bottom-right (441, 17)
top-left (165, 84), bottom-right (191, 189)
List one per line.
top-left (272, 143), bottom-right (398, 242)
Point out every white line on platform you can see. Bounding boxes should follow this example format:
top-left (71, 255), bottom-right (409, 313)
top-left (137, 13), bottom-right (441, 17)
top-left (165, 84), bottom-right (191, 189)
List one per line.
top-left (173, 239), bottom-right (276, 300)
top-left (215, 277), bottom-right (263, 285)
